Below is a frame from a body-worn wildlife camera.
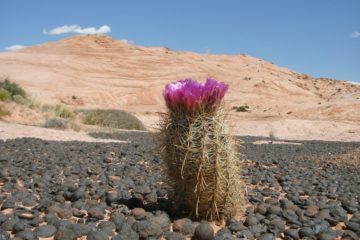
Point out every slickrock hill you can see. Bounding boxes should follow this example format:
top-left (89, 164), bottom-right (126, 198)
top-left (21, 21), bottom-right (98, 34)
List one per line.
top-left (0, 35), bottom-right (359, 140)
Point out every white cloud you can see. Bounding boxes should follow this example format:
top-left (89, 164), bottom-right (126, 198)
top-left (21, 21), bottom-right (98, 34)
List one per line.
top-left (351, 31), bottom-right (360, 38)
top-left (5, 45), bottom-right (27, 51)
top-left (43, 24), bottom-right (111, 35)
top-left (121, 39), bottom-right (134, 44)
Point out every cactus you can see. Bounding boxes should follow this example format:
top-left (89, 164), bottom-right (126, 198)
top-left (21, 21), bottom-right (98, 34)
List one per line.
top-left (159, 78), bottom-right (244, 221)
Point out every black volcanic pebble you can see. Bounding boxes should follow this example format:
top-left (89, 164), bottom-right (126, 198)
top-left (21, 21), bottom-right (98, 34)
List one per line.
top-left (1, 218), bottom-right (16, 231)
top-left (317, 232), bottom-right (336, 240)
top-left (87, 207), bottom-right (105, 220)
top-left (173, 218), bottom-right (197, 237)
top-left (14, 229), bottom-right (37, 240)
top-left (284, 228), bottom-right (299, 239)
top-left (71, 223), bottom-right (91, 237)
top-left (227, 218), bottom-right (246, 232)
top-left (110, 212), bottom-right (126, 231)
top-left (163, 231), bottom-right (186, 240)
top-left (131, 208), bottom-right (146, 220)
top-left (194, 221), bottom-right (214, 240)
top-left (35, 224), bottom-right (57, 238)
top-left (299, 226), bottom-right (315, 238)
top-left (151, 211), bottom-right (171, 231)
top-left (87, 230), bottom-right (108, 240)
top-left (54, 227), bottom-right (77, 240)
top-left (0, 229), bottom-right (10, 240)
top-left (258, 233), bottom-right (275, 240)
top-left (244, 215), bottom-right (259, 226)
top-left (117, 223), bottom-right (139, 239)
top-left (12, 221), bottom-right (27, 233)
top-left (342, 230), bottom-right (359, 240)
top-left (214, 227), bottom-right (236, 240)
top-left (98, 221), bottom-right (115, 236)
top-left (268, 218), bottom-right (285, 235)
top-left (132, 219), bottom-right (162, 239)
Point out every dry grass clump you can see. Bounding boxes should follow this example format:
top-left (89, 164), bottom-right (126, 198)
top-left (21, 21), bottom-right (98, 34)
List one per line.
top-left (0, 104), bottom-right (10, 118)
top-left (80, 109), bottom-right (146, 130)
top-left (43, 117), bottom-right (69, 129)
top-left (42, 104), bottom-right (76, 119)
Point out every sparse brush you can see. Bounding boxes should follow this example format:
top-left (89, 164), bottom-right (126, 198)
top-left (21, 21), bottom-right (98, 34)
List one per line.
top-left (159, 78), bottom-right (244, 221)
top-left (80, 109), bottom-right (146, 130)
top-left (269, 130), bottom-right (276, 141)
top-left (0, 104), bottom-right (10, 118)
top-left (43, 117), bottom-right (69, 129)
top-left (42, 104), bottom-right (76, 119)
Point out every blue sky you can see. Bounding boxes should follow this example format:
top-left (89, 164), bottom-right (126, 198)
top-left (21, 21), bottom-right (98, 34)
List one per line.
top-left (1, 0), bottom-right (359, 82)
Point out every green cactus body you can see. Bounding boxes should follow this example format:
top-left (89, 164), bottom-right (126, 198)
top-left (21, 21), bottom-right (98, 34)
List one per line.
top-left (160, 107), bottom-right (243, 220)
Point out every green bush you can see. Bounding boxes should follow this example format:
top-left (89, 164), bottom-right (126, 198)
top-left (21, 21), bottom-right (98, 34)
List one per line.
top-left (43, 117), bottom-right (69, 129)
top-left (0, 88), bottom-right (11, 101)
top-left (0, 79), bottom-right (26, 98)
top-left (80, 109), bottom-right (146, 130)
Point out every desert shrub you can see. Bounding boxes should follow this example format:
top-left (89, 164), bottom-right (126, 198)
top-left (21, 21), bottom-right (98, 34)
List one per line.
top-left (269, 130), bottom-right (277, 141)
top-left (0, 79), bottom-right (26, 98)
top-left (13, 94), bottom-right (29, 105)
top-left (43, 117), bottom-right (69, 129)
top-left (42, 104), bottom-right (76, 119)
top-left (233, 105), bottom-right (249, 112)
top-left (0, 88), bottom-right (11, 101)
top-left (80, 109), bottom-right (146, 130)
top-left (0, 104), bottom-right (10, 118)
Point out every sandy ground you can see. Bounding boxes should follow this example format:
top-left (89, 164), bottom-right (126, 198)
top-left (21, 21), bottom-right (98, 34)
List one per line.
top-left (1, 118), bottom-right (359, 143)
top-left (0, 121), bottom-right (124, 143)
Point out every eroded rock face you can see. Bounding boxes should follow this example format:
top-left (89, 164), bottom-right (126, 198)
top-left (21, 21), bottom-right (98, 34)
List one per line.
top-left (0, 135), bottom-right (359, 239)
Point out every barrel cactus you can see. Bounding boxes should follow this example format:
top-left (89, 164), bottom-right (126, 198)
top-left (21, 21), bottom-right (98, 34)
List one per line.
top-left (159, 78), bottom-right (244, 221)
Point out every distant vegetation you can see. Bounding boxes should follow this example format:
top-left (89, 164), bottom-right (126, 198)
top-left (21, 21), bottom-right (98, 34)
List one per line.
top-left (80, 109), bottom-right (146, 130)
top-left (0, 78), bottom-right (29, 118)
top-left (0, 78), bottom-right (146, 131)
top-left (233, 105), bottom-right (250, 112)
top-left (0, 78), bottom-right (26, 99)
top-left (269, 130), bottom-right (277, 141)
top-left (0, 104), bottom-right (10, 117)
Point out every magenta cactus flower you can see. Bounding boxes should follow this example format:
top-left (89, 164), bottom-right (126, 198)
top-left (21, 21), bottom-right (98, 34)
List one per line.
top-left (163, 78), bottom-right (228, 113)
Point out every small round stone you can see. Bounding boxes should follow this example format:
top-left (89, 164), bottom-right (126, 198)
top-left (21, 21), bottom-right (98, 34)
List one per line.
top-left (71, 223), bottom-right (91, 237)
top-left (54, 227), bottom-right (77, 240)
top-left (194, 221), bottom-right (214, 240)
top-left (0, 230), bottom-right (10, 240)
top-left (258, 233), bottom-right (275, 240)
top-left (284, 228), bottom-right (299, 240)
top-left (244, 215), bottom-right (259, 226)
top-left (87, 230), bottom-right (108, 240)
top-left (317, 232), bottom-right (335, 240)
top-left (87, 207), bottom-right (105, 220)
top-left (299, 227), bottom-right (315, 238)
top-left (131, 208), bottom-right (146, 220)
top-left (35, 224), bottom-right (57, 238)
top-left (163, 231), bottom-right (186, 240)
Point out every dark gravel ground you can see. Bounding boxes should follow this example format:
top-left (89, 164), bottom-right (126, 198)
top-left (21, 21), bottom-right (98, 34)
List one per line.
top-left (0, 132), bottom-right (359, 240)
